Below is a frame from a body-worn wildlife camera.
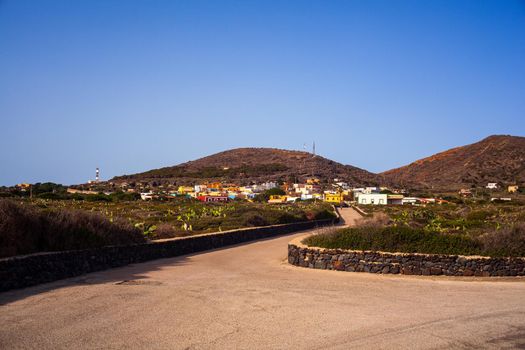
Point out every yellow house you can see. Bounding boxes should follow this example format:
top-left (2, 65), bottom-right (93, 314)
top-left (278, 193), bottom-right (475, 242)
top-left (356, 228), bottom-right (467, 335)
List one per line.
top-left (508, 185), bottom-right (519, 193)
top-left (324, 193), bottom-right (344, 204)
top-left (177, 186), bottom-right (194, 194)
top-left (207, 191), bottom-right (225, 197)
top-left (16, 183), bottom-right (31, 190)
top-left (268, 195), bottom-right (287, 204)
top-left (306, 178), bottom-right (320, 185)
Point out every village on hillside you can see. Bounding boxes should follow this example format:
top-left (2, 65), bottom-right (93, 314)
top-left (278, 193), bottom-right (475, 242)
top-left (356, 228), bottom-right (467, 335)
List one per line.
top-left (11, 169), bottom-right (516, 206)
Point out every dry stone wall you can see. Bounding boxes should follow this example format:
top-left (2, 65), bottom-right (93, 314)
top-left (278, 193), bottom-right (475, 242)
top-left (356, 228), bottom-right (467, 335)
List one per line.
top-left (0, 219), bottom-right (337, 292)
top-left (288, 242), bottom-right (525, 277)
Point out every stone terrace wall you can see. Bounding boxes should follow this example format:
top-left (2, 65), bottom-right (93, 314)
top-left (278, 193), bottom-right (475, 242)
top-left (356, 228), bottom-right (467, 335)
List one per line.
top-left (0, 219), bottom-right (337, 292)
top-left (288, 242), bottom-right (525, 277)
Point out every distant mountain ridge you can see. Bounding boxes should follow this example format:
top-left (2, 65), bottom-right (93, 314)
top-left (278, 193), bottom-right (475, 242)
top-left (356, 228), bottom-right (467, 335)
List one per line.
top-left (112, 135), bottom-right (525, 190)
top-left (381, 135), bottom-right (525, 190)
top-left (113, 148), bottom-right (383, 186)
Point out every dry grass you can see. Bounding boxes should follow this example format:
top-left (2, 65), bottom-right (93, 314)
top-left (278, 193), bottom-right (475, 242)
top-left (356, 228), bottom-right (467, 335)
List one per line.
top-left (354, 212), bottom-right (390, 228)
top-left (479, 223), bottom-right (525, 257)
top-left (0, 199), bottom-right (145, 258)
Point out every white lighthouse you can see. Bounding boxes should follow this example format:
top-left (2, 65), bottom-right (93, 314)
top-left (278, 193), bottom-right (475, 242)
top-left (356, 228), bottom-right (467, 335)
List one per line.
top-left (96, 167), bottom-right (100, 182)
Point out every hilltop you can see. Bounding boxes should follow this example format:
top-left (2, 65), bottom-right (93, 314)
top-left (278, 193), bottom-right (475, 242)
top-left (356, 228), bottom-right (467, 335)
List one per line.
top-left (113, 148), bottom-right (382, 186)
top-left (381, 135), bottom-right (525, 190)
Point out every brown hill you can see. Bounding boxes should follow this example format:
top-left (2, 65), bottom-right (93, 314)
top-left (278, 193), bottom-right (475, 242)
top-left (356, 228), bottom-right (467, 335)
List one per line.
top-left (381, 135), bottom-right (525, 190)
top-left (113, 148), bottom-right (382, 186)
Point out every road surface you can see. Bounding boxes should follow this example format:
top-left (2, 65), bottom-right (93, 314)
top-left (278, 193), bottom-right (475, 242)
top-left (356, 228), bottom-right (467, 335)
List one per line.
top-left (1, 208), bottom-right (525, 349)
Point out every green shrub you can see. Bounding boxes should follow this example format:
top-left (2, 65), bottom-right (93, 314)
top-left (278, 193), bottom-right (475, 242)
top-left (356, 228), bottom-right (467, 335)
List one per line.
top-left (304, 226), bottom-right (482, 256)
top-left (242, 214), bottom-right (269, 227)
top-left (314, 209), bottom-right (337, 220)
top-left (466, 210), bottom-right (492, 221)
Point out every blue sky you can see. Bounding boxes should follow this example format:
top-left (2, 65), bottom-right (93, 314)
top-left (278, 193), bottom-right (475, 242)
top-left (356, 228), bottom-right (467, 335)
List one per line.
top-left (1, 0), bottom-right (524, 185)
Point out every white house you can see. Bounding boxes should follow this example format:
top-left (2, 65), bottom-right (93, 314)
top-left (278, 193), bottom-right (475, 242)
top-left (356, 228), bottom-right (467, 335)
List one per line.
top-left (356, 193), bottom-right (388, 205)
top-left (262, 181), bottom-right (278, 190)
top-left (364, 187), bottom-right (379, 194)
top-left (334, 182), bottom-right (349, 189)
top-left (194, 185), bottom-right (207, 192)
top-left (486, 183), bottom-right (499, 189)
top-left (402, 197), bottom-right (419, 205)
top-left (140, 192), bottom-right (154, 200)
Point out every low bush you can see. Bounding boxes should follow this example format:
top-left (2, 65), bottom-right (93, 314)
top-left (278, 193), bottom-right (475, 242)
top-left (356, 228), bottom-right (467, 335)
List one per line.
top-left (466, 210), bottom-right (493, 221)
top-left (0, 199), bottom-right (145, 258)
top-left (153, 223), bottom-right (187, 239)
top-left (304, 226), bottom-right (483, 256)
top-left (479, 223), bottom-right (525, 257)
top-left (242, 214), bottom-right (269, 227)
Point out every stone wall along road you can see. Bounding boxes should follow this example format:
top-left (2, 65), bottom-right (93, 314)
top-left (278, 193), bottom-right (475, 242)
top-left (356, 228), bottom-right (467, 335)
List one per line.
top-left (289, 208), bottom-right (525, 277)
top-left (0, 218), bottom-right (336, 292)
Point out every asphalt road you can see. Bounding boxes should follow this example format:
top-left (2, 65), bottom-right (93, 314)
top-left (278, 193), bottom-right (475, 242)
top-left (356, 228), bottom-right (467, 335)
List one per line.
top-left (1, 208), bottom-right (525, 349)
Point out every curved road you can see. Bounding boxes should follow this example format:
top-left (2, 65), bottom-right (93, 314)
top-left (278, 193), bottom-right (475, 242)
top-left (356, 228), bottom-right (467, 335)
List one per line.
top-left (1, 208), bottom-right (525, 349)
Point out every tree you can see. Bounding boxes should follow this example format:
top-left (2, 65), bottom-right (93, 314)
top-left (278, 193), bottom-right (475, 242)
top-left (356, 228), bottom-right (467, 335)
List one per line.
top-left (254, 187), bottom-right (286, 202)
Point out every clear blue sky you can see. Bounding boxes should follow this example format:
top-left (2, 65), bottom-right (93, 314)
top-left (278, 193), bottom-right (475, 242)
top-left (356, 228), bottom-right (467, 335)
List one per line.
top-left (1, 0), bottom-right (524, 186)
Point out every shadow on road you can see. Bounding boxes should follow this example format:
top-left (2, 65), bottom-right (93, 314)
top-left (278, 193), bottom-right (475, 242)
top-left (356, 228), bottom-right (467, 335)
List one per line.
top-left (0, 226), bottom-right (326, 305)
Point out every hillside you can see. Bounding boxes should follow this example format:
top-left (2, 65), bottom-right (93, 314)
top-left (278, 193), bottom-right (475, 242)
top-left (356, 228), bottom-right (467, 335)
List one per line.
top-left (381, 135), bottom-right (525, 190)
top-left (113, 148), bottom-right (382, 186)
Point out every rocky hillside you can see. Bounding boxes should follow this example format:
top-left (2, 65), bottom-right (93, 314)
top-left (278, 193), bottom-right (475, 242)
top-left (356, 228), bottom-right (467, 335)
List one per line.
top-left (381, 135), bottom-right (525, 190)
top-left (113, 148), bottom-right (382, 186)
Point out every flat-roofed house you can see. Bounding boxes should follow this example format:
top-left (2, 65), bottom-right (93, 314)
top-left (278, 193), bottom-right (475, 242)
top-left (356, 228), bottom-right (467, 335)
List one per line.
top-left (356, 193), bottom-right (387, 205)
top-left (387, 194), bottom-right (404, 205)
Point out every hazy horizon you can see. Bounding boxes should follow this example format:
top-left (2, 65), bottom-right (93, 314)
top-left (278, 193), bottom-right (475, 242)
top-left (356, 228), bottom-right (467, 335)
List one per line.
top-left (2, 1), bottom-right (524, 186)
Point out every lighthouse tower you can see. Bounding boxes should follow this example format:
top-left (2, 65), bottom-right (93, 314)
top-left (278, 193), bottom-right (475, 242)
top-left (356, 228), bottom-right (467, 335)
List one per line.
top-left (96, 168), bottom-right (100, 182)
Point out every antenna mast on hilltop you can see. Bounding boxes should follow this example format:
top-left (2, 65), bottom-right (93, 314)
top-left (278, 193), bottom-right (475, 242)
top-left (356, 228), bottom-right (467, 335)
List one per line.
top-left (301, 143), bottom-right (307, 181)
top-left (311, 141), bottom-right (316, 179)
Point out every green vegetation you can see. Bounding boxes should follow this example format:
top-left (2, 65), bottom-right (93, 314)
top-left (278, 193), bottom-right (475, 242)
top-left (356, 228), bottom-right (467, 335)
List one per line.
top-left (306, 202), bottom-right (525, 257)
top-left (304, 226), bottom-right (482, 255)
top-left (254, 187), bottom-right (286, 202)
top-left (117, 163), bottom-right (290, 180)
top-left (1, 197), bottom-right (334, 258)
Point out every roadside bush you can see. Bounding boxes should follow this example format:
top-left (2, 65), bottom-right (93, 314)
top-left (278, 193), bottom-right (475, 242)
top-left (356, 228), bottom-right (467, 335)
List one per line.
top-left (154, 223), bottom-right (178, 239)
top-left (0, 200), bottom-right (46, 258)
top-left (304, 226), bottom-right (482, 256)
top-left (478, 223), bottom-right (525, 257)
top-left (276, 212), bottom-right (303, 224)
top-left (0, 199), bottom-right (145, 258)
top-left (313, 209), bottom-right (337, 221)
top-left (242, 214), bottom-right (269, 227)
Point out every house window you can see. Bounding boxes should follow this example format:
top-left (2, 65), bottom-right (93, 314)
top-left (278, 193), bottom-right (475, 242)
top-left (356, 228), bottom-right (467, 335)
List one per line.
top-left (379, 199), bottom-right (384, 204)
top-left (371, 199), bottom-right (375, 204)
